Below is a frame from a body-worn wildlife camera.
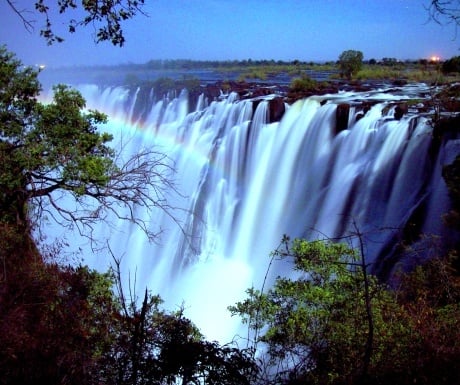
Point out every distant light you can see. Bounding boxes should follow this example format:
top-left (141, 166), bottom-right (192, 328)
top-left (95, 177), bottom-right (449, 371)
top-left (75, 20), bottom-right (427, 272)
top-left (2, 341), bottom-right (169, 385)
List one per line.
top-left (430, 55), bottom-right (440, 62)
top-left (36, 64), bottom-right (46, 71)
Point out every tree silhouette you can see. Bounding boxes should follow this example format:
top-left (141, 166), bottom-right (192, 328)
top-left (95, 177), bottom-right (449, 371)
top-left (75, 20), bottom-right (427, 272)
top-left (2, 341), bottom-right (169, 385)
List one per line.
top-left (5, 0), bottom-right (146, 46)
top-left (427, 0), bottom-right (460, 37)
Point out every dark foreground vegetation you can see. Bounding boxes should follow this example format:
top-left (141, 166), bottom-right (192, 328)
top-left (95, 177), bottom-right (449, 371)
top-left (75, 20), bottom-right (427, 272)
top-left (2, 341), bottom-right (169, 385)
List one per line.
top-left (1, 45), bottom-right (460, 385)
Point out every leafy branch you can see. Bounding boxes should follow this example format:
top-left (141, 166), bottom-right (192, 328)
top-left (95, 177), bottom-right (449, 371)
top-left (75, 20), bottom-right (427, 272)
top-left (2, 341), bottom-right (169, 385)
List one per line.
top-left (5, 0), bottom-right (147, 46)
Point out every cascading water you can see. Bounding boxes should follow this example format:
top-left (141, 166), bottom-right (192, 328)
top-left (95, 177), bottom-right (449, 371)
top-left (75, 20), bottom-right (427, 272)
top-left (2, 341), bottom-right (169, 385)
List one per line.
top-left (44, 83), bottom-right (456, 342)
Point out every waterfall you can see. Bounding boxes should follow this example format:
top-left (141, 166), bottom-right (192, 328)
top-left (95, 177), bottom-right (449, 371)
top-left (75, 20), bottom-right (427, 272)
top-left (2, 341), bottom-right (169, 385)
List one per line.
top-left (44, 84), bottom-right (455, 342)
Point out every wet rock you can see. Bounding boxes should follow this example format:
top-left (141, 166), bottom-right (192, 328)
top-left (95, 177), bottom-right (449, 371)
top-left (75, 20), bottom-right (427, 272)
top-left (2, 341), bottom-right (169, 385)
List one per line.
top-left (336, 103), bottom-right (350, 133)
top-left (204, 83), bottom-right (223, 100)
top-left (394, 103), bottom-right (408, 120)
top-left (443, 100), bottom-right (460, 112)
top-left (251, 97), bottom-right (286, 123)
top-left (268, 97), bottom-right (285, 122)
top-left (433, 115), bottom-right (460, 143)
top-left (392, 79), bottom-right (408, 86)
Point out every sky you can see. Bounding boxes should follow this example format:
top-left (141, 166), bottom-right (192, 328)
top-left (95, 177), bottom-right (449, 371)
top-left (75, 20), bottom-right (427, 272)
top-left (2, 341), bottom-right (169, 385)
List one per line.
top-left (0, 0), bottom-right (459, 68)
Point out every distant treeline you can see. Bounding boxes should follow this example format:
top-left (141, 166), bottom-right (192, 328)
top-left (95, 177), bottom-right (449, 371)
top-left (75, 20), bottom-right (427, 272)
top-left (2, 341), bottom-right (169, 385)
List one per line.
top-left (72, 57), bottom-right (438, 71)
top-left (141, 58), bottom-right (437, 70)
top-left (143, 59), bottom-right (320, 69)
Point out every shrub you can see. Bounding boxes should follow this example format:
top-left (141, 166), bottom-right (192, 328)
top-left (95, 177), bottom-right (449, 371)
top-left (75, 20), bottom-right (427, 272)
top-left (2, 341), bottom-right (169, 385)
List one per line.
top-left (289, 75), bottom-right (317, 92)
top-left (442, 56), bottom-right (460, 74)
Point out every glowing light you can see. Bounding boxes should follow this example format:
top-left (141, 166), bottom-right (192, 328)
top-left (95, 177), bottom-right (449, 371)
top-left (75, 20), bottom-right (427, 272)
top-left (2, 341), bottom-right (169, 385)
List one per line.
top-left (430, 55), bottom-right (441, 62)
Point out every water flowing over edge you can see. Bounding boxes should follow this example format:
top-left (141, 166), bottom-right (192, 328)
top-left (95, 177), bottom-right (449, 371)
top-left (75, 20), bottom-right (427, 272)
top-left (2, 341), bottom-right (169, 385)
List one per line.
top-left (41, 83), bottom-right (458, 343)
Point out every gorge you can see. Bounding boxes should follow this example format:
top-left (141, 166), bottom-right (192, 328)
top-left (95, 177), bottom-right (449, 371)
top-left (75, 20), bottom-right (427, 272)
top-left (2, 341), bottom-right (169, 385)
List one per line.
top-left (43, 82), bottom-right (459, 343)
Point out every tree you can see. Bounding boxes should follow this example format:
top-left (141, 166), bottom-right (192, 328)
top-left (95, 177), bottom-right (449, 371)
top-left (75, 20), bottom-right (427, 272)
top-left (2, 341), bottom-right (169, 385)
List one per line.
top-left (0, 45), bottom-right (177, 244)
top-left (229, 237), bottom-right (414, 385)
top-left (81, 255), bottom-right (258, 385)
top-left (230, 233), bottom-right (460, 385)
top-left (338, 49), bottom-right (363, 80)
top-left (104, 290), bottom-right (257, 385)
top-left (0, 255), bottom-right (120, 385)
top-left (5, 0), bottom-right (146, 46)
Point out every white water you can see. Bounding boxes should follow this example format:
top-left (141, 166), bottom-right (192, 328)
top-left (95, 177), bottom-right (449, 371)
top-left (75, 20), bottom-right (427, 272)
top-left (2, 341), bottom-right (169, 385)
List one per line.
top-left (44, 84), bottom-right (452, 342)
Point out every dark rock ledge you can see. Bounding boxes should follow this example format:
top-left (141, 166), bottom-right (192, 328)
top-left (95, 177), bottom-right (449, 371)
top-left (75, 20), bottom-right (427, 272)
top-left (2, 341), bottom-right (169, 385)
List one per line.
top-left (192, 80), bottom-right (460, 125)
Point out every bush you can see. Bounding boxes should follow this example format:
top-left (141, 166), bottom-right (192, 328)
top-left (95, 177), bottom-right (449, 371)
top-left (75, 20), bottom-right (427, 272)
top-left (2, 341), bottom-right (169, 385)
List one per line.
top-left (442, 56), bottom-right (460, 74)
top-left (289, 75), bottom-right (317, 92)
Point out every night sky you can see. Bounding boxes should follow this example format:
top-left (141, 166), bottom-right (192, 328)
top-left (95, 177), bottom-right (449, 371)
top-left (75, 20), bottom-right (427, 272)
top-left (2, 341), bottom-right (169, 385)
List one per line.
top-left (0, 0), bottom-right (458, 67)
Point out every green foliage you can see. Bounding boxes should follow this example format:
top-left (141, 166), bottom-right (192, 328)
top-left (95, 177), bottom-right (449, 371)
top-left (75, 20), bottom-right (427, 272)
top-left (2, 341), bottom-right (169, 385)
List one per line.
top-left (354, 66), bottom-right (403, 80)
top-left (394, 254), bottom-right (460, 384)
top-left (0, 46), bottom-right (115, 226)
top-left (163, 76), bottom-right (200, 94)
top-left (231, 237), bottom-right (460, 385)
top-left (230, 238), bottom-right (409, 384)
top-left (34, 85), bottom-right (114, 188)
top-left (352, 63), bottom-right (443, 83)
top-left (237, 69), bottom-right (268, 81)
top-left (289, 75), bottom-right (318, 93)
top-left (338, 49), bottom-right (364, 80)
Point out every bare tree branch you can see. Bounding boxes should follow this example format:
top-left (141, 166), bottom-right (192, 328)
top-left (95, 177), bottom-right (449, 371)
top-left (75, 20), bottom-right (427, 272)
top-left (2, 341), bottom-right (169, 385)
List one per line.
top-left (31, 145), bottom-right (188, 250)
top-left (5, 0), bottom-right (35, 33)
top-left (426, 0), bottom-right (460, 38)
